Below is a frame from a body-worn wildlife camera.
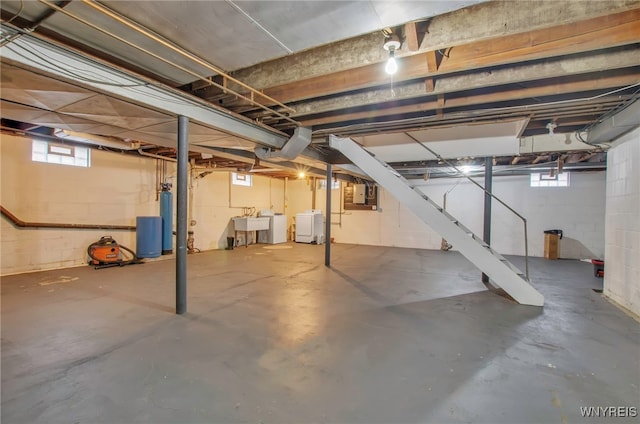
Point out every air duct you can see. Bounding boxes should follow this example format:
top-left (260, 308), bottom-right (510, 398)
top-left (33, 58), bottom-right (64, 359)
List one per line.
top-left (587, 99), bottom-right (640, 144)
top-left (55, 129), bottom-right (140, 150)
top-left (254, 127), bottom-right (312, 161)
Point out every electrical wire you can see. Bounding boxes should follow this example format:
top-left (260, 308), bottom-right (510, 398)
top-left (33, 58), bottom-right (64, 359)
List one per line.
top-left (5, 40), bottom-right (205, 107)
top-left (580, 86), bottom-right (640, 133)
top-left (2, 0), bottom-right (24, 25)
top-left (436, 48), bottom-right (451, 58)
top-left (34, 0), bottom-right (297, 125)
top-left (12, 36), bottom-right (282, 111)
top-left (4, 42), bottom-right (149, 88)
top-left (8, 41), bottom-right (190, 109)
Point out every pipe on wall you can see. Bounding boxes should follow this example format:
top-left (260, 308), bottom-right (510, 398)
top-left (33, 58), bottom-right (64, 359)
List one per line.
top-left (138, 149), bottom-right (177, 162)
top-left (1, 205), bottom-right (136, 231)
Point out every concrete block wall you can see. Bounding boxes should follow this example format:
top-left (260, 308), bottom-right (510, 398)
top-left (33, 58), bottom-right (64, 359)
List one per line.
top-left (292, 171), bottom-right (606, 258)
top-left (190, 171), bottom-right (285, 250)
top-left (0, 134), bottom-right (285, 275)
top-left (1, 134), bottom-right (159, 275)
top-left (604, 128), bottom-right (640, 316)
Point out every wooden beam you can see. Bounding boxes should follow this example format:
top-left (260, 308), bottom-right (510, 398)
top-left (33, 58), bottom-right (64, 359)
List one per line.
top-left (267, 48), bottom-right (639, 118)
top-left (229, 10), bottom-right (640, 107)
top-left (230, 1), bottom-right (639, 89)
top-left (405, 22), bottom-right (420, 52)
top-left (426, 50), bottom-right (439, 73)
top-left (531, 155), bottom-right (547, 164)
top-left (425, 78), bottom-right (435, 93)
top-left (298, 72), bottom-right (638, 127)
top-left (437, 94), bottom-right (445, 118)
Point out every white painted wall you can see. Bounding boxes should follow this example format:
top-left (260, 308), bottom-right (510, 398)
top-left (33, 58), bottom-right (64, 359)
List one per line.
top-left (1, 129), bottom-right (609, 275)
top-left (1, 134), bottom-right (159, 275)
top-left (292, 171), bottom-right (606, 259)
top-left (190, 171), bottom-right (284, 250)
top-left (604, 128), bottom-right (640, 316)
top-left (1, 134), bottom-right (285, 275)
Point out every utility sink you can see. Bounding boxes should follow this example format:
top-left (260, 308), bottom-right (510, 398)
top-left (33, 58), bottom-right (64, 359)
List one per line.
top-left (232, 217), bottom-right (270, 231)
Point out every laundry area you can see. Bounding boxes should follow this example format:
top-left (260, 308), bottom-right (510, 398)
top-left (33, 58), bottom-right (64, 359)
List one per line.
top-left (1, 1), bottom-right (639, 423)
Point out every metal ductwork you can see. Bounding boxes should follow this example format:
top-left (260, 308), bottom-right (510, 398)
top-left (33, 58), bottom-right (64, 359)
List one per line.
top-left (55, 129), bottom-right (141, 150)
top-left (587, 99), bottom-right (640, 145)
top-left (254, 126), bottom-right (312, 161)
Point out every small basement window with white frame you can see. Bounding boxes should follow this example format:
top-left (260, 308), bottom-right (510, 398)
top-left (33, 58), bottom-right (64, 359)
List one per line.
top-left (32, 140), bottom-right (90, 167)
top-left (530, 171), bottom-right (570, 187)
top-left (231, 172), bottom-right (252, 187)
top-left (318, 179), bottom-right (340, 190)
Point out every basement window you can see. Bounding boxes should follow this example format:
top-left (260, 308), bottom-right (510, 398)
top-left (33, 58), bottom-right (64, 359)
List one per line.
top-left (231, 172), bottom-right (252, 187)
top-left (32, 140), bottom-right (90, 167)
top-left (530, 172), bottom-right (569, 187)
top-left (318, 179), bottom-right (340, 190)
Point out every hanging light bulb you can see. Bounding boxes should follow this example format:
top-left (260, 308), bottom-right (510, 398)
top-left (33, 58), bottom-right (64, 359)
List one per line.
top-left (385, 49), bottom-right (398, 75)
top-left (383, 33), bottom-right (401, 76)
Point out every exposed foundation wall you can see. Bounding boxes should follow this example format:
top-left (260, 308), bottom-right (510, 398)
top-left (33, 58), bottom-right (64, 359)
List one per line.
top-left (289, 171), bottom-right (606, 259)
top-left (0, 134), bottom-right (285, 275)
top-left (604, 128), bottom-right (640, 316)
top-left (189, 171), bottom-right (285, 250)
top-left (1, 134), bottom-right (159, 275)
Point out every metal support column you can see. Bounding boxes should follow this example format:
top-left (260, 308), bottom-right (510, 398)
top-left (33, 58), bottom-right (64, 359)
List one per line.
top-left (176, 116), bottom-right (188, 314)
top-left (482, 156), bottom-right (493, 284)
top-left (325, 164), bottom-right (332, 267)
top-left (328, 136), bottom-right (543, 306)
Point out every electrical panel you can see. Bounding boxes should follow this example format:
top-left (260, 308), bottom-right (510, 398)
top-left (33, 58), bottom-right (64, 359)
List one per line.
top-left (353, 184), bottom-right (366, 204)
top-left (343, 183), bottom-right (378, 211)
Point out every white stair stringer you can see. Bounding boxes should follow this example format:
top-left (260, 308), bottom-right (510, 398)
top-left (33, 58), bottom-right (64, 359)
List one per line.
top-left (329, 136), bottom-right (544, 307)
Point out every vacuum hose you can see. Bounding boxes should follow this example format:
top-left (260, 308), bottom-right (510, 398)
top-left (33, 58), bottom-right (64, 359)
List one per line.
top-left (87, 236), bottom-right (141, 269)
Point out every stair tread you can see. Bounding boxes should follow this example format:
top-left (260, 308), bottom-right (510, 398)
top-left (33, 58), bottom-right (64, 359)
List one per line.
top-left (338, 137), bottom-right (541, 304)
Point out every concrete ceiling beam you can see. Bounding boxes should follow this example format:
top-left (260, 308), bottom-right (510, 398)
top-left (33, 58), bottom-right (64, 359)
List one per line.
top-left (222, 9), bottom-right (640, 110)
top-left (227, 0), bottom-right (640, 90)
top-left (283, 48), bottom-right (640, 118)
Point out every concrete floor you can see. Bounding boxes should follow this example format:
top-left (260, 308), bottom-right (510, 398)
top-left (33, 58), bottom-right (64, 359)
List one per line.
top-left (1, 243), bottom-right (638, 423)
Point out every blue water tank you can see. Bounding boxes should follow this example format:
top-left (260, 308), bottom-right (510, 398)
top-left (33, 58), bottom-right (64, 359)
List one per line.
top-left (136, 216), bottom-right (162, 258)
top-left (160, 189), bottom-right (173, 254)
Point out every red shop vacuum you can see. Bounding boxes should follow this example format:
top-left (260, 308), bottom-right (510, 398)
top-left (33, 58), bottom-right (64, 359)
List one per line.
top-left (591, 259), bottom-right (604, 277)
top-left (87, 236), bottom-right (142, 269)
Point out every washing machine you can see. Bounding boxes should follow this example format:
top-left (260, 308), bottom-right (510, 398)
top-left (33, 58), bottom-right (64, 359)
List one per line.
top-left (295, 210), bottom-right (324, 244)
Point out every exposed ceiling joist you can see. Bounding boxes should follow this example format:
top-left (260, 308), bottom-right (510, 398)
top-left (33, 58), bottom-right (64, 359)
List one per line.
top-left (279, 47), bottom-right (639, 119)
top-left (295, 72), bottom-right (639, 128)
top-left (228, 0), bottom-right (639, 89)
top-left (221, 8), bottom-right (640, 109)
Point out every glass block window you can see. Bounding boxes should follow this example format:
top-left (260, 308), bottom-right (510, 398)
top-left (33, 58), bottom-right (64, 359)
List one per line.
top-left (231, 172), bottom-right (252, 187)
top-left (32, 140), bottom-right (90, 167)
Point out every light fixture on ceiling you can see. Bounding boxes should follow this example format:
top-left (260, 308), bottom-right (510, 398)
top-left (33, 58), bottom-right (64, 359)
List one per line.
top-left (546, 121), bottom-right (557, 135)
top-left (383, 34), bottom-right (401, 75)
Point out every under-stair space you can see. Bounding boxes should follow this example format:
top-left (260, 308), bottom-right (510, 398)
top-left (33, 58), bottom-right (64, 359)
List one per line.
top-left (329, 136), bottom-right (544, 307)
